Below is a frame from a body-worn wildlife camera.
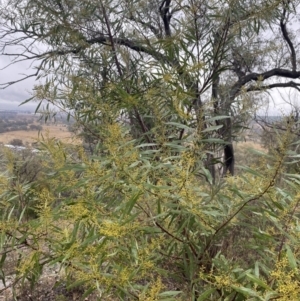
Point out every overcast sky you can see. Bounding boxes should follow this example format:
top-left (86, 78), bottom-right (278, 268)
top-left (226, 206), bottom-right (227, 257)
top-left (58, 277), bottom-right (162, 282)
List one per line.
top-left (0, 51), bottom-right (39, 111)
top-left (1, 0), bottom-right (300, 115)
top-left (0, 45), bottom-right (297, 115)
top-left (0, 78), bottom-right (294, 116)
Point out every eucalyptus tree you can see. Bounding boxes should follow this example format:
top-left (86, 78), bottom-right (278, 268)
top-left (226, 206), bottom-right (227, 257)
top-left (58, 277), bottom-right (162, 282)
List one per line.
top-left (1, 0), bottom-right (300, 176)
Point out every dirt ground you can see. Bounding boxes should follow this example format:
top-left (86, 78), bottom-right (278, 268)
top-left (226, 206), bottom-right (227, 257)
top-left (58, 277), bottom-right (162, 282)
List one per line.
top-left (0, 260), bottom-right (98, 301)
top-left (1, 277), bottom-right (98, 301)
top-left (0, 126), bottom-right (80, 145)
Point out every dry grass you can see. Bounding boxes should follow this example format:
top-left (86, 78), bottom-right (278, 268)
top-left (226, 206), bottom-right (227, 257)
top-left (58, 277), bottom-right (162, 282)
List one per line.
top-left (235, 140), bottom-right (266, 152)
top-left (0, 125), bottom-right (80, 145)
top-left (234, 140), bottom-right (268, 171)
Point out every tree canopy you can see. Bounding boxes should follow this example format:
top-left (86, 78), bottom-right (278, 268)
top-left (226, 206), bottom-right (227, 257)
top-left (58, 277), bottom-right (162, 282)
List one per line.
top-left (1, 0), bottom-right (300, 175)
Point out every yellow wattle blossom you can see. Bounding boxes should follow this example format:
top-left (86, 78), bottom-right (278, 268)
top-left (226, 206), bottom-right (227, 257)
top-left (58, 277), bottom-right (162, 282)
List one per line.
top-left (34, 188), bottom-right (55, 225)
top-left (100, 220), bottom-right (136, 238)
top-left (270, 257), bottom-right (300, 301)
top-left (67, 201), bottom-right (92, 221)
top-left (17, 251), bottom-right (41, 276)
top-left (139, 277), bottom-right (164, 301)
top-left (214, 274), bottom-right (234, 289)
top-left (0, 220), bottom-right (18, 232)
top-left (118, 267), bottom-right (131, 286)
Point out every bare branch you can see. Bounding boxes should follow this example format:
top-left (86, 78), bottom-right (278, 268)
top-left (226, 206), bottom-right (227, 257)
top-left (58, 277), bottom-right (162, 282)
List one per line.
top-left (159, 0), bottom-right (172, 37)
top-left (280, 1), bottom-right (297, 71)
top-left (129, 16), bottom-right (161, 39)
top-left (0, 71), bottom-right (39, 89)
top-left (58, 35), bottom-right (172, 66)
top-left (100, 3), bottom-right (123, 77)
top-left (0, 33), bottom-right (175, 89)
top-left (243, 68), bottom-right (300, 84)
top-left (246, 81), bottom-right (300, 92)
top-left (231, 68), bottom-right (300, 100)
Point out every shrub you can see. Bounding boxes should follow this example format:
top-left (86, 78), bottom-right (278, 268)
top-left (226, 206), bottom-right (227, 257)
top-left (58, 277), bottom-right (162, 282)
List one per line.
top-left (0, 122), bottom-right (299, 300)
top-left (29, 124), bottom-right (43, 131)
top-left (9, 138), bottom-right (24, 146)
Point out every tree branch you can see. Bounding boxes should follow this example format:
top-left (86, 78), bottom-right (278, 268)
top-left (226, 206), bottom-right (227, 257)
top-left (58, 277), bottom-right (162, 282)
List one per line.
top-left (0, 71), bottom-right (39, 89)
top-left (230, 68), bottom-right (300, 100)
top-left (129, 16), bottom-right (161, 39)
top-left (280, 1), bottom-right (296, 71)
top-left (246, 80), bottom-right (300, 92)
top-left (242, 68), bottom-right (300, 84)
top-left (159, 0), bottom-right (172, 37)
top-left (77, 35), bottom-right (172, 66)
top-left (0, 33), bottom-right (174, 88)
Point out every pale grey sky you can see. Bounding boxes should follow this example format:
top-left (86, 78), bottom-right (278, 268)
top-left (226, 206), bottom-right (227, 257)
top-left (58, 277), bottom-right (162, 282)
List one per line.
top-left (0, 38), bottom-right (298, 115)
top-left (0, 69), bottom-right (296, 114)
top-left (0, 50), bottom-right (38, 111)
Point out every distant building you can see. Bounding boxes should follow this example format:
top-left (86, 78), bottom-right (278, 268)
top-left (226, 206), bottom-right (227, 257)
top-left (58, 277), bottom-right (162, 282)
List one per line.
top-left (4, 144), bottom-right (40, 153)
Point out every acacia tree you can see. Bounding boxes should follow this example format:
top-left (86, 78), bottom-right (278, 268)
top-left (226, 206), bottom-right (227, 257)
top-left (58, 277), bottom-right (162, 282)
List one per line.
top-left (1, 0), bottom-right (300, 176)
top-left (1, 1), bottom-right (300, 300)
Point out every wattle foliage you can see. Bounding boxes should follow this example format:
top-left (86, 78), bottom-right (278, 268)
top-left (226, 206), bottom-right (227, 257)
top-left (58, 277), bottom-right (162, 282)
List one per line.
top-left (0, 0), bottom-right (300, 299)
top-left (0, 117), bottom-right (300, 300)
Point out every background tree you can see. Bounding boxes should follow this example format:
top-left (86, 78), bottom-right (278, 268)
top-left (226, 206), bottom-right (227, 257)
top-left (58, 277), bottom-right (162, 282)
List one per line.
top-left (9, 138), bottom-right (24, 146)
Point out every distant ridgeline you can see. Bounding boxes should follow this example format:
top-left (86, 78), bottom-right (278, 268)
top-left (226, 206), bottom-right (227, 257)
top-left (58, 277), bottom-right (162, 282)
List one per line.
top-left (256, 115), bottom-right (297, 123)
top-left (0, 110), bottom-right (33, 115)
top-left (0, 118), bottom-right (42, 133)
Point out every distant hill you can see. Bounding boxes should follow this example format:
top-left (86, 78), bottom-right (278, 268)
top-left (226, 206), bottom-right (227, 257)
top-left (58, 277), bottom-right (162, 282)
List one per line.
top-left (0, 110), bottom-right (34, 115)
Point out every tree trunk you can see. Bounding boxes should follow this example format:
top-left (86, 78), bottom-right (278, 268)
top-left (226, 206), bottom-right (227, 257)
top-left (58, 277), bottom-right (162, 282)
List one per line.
top-left (223, 143), bottom-right (235, 176)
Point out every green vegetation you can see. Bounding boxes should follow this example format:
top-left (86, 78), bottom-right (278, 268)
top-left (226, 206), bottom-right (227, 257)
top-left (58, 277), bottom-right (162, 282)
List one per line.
top-left (0, 0), bottom-right (300, 300)
top-left (0, 117), bottom-right (37, 133)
